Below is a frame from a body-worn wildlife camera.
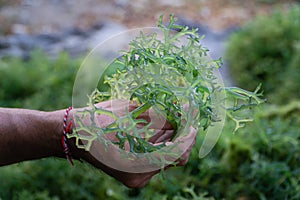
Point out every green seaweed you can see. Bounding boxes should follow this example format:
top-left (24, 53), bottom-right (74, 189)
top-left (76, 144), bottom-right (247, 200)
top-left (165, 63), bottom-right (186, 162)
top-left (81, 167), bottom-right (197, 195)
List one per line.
top-left (69, 15), bottom-right (264, 158)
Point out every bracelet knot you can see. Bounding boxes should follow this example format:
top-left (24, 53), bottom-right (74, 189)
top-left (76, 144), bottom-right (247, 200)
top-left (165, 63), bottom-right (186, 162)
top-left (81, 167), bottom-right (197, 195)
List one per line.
top-left (62, 106), bottom-right (74, 165)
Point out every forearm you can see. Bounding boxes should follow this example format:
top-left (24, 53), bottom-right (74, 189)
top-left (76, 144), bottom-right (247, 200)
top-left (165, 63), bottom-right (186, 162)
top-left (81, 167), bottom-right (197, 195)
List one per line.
top-left (0, 102), bottom-right (196, 188)
top-left (0, 108), bottom-right (65, 166)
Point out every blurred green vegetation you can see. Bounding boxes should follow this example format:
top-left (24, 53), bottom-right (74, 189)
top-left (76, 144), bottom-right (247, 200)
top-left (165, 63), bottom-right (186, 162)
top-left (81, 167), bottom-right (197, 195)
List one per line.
top-left (1, 5), bottom-right (300, 198)
top-left (1, 105), bottom-right (300, 199)
top-left (0, 50), bottom-right (78, 110)
top-left (226, 5), bottom-right (300, 104)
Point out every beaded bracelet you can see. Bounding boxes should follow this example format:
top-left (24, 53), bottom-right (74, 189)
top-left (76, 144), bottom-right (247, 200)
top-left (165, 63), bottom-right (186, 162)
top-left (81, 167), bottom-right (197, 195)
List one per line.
top-left (62, 106), bottom-right (74, 165)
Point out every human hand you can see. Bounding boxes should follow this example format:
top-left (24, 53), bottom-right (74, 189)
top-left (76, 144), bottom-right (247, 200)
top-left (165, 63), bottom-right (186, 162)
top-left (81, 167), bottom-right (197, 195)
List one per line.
top-left (70, 99), bottom-right (197, 188)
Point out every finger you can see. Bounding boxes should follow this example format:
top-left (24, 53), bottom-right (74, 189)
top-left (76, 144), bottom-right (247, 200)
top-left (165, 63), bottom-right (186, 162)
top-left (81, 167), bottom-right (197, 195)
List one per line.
top-left (164, 126), bottom-right (197, 166)
top-left (152, 130), bottom-right (174, 143)
top-left (100, 100), bottom-right (174, 130)
top-left (147, 129), bottom-right (165, 143)
top-left (174, 126), bottom-right (197, 144)
top-left (175, 127), bottom-right (197, 166)
top-left (148, 129), bottom-right (175, 143)
top-left (136, 120), bottom-right (173, 131)
top-left (136, 108), bottom-right (174, 130)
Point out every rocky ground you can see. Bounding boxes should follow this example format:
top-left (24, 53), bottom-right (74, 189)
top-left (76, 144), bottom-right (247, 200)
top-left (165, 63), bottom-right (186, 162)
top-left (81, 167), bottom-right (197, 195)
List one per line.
top-left (0, 0), bottom-right (297, 34)
top-left (0, 0), bottom-right (298, 84)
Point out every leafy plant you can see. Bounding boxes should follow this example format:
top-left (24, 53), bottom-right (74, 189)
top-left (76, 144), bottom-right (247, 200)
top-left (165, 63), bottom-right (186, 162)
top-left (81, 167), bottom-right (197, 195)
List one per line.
top-left (226, 5), bottom-right (300, 104)
top-left (0, 50), bottom-right (79, 110)
top-left (69, 15), bottom-right (264, 161)
top-left (192, 104), bottom-right (300, 200)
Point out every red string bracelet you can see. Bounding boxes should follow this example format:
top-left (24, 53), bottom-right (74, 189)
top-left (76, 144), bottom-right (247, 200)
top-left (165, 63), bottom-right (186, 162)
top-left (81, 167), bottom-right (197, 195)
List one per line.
top-left (62, 106), bottom-right (74, 165)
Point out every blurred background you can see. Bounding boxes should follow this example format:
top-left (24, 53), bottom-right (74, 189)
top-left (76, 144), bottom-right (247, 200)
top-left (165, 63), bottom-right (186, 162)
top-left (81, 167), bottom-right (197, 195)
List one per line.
top-left (1, 0), bottom-right (300, 199)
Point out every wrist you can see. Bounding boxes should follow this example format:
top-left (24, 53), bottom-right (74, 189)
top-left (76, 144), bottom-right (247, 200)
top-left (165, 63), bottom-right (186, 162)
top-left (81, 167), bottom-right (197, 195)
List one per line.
top-left (51, 108), bottom-right (88, 162)
top-left (45, 110), bottom-right (67, 158)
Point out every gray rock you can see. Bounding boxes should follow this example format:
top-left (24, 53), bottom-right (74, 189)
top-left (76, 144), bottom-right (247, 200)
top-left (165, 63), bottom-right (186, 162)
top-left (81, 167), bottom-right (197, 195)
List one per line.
top-left (0, 21), bottom-right (127, 59)
top-left (86, 22), bottom-right (127, 50)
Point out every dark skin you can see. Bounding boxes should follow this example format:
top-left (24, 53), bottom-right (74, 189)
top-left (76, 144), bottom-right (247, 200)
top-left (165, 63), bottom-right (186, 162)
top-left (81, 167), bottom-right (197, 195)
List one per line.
top-left (0, 100), bottom-right (197, 188)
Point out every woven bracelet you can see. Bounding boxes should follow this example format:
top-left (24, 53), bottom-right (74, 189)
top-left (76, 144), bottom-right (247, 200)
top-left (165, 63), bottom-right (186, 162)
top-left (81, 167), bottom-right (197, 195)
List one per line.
top-left (62, 106), bottom-right (74, 165)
